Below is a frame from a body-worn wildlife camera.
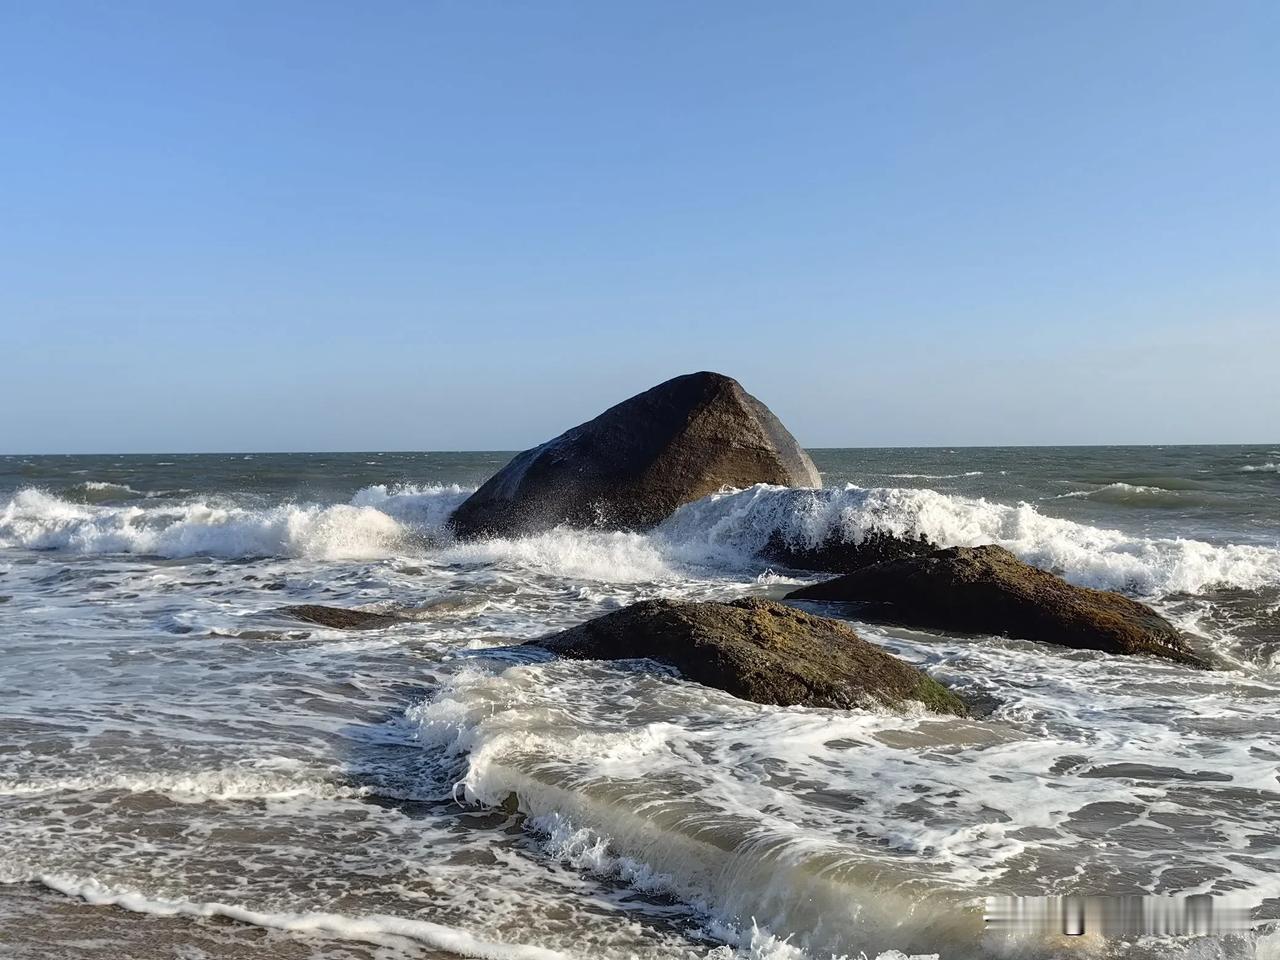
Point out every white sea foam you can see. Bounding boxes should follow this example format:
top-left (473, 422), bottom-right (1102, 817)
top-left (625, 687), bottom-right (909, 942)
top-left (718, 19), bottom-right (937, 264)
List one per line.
top-left (0, 485), bottom-right (469, 560)
top-left (3, 482), bottom-right (1278, 598)
top-left (438, 527), bottom-right (679, 583)
top-left (531, 813), bottom-right (943, 960)
top-left (81, 480), bottom-right (141, 493)
top-left (5, 464), bottom-right (1280, 959)
top-left (58, 480), bottom-right (149, 503)
top-left (349, 482), bottom-right (472, 528)
top-left (1240, 462), bottom-right (1279, 473)
top-left (407, 666), bottom-right (978, 958)
top-left (658, 484), bottom-right (1280, 596)
top-left (16, 874), bottom-right (572, 960)
top-left (875, 471), bottom-right (984, 480)
top-left (8, 873), bottom-right (942, 960)
top-left (0, 767), bottom-right (359, 803)
top-left (405, 656), bottom-right (1280, 960)
top-left (1051, 481), bottom-right (1161, 497)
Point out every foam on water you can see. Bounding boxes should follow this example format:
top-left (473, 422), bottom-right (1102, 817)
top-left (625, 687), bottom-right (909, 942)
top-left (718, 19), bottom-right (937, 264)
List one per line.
top-left (407, 664), bottom-right (978, 957)
top-left (5, 482), bottom-right (1279, 600)
top-left (0, 767), bottom-right (363, 803)
top-left (3, 450), bottom-right (1280, 959)
top-left (69, 480), bottom-right (147, 500)
top-left (873, 472), bottom-right (985, 480)
top-left (0, 485), bottom-right (468, 560)
top-left (439, 527), bottom-right (679, 583)
top-left (1046, 482), bottom-right (1212, 508)
top-left (403, 647), bottom-right (1280, 959)
top-left (658, 484), bottom-right (1280, 596)
top-left (349, 482), bottom-right (474, 527)
top-left (21, 875), bottom-right (573, 960)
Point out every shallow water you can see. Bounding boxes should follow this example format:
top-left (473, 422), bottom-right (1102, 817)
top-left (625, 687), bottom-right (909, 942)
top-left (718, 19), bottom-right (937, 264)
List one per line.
top-left (1, 447), bottom-right (1278, 959)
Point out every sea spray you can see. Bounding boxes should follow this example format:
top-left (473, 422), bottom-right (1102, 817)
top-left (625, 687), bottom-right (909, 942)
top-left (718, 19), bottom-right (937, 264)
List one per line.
top-left (657, 484), bottom-right (1280, 596)
top-left (4, 481), bottom-right (1279, 595)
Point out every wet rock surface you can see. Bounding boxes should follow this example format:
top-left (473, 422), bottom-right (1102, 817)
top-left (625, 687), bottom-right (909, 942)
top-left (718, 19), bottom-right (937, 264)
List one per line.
top-left (527, 597), bottom-right (968, 715)
top-left (450, 371), bottom-right (820, 539)
top-left (788, 545), bottom-right (1208, 667)
top-left (761, 529), bottom-right (937, 574)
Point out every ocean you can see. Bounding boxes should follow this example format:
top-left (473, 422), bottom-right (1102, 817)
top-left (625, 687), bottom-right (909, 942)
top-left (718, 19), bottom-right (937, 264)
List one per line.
top-left (1, 446), bottom-right (1278, 959)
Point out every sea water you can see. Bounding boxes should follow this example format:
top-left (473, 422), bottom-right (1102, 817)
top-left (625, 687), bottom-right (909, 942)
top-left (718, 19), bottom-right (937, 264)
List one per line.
top-left (1, 447), bottom-right (1278, 959)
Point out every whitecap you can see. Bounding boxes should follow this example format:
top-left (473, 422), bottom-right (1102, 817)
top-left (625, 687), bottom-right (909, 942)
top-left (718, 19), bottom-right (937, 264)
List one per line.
top-left (0, 486), bottom-right (470, 560)
top-left (657, 484), bottom-right (1280, 596)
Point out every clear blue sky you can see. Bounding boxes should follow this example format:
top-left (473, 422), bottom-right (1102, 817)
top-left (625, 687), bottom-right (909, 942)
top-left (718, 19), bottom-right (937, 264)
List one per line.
top-left (2, 1), bottom-right (1277, 453)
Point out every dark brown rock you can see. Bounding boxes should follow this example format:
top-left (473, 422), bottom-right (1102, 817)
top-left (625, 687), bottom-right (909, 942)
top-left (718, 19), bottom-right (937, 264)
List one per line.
top-left (787, 545), bottom-right (1208, 667)
top-left (526, 597), bottom-right (968, 714)
top-left (449, 372), bottom-right (821, 539)
top-left (762, 529), bottom-right (938, 574)
top-left (279, 605), bottom-right (403, 630)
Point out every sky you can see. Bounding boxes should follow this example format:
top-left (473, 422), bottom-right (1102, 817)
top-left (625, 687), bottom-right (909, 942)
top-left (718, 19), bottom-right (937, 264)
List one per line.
top-left (1, 1), bottom-right (1277, 453)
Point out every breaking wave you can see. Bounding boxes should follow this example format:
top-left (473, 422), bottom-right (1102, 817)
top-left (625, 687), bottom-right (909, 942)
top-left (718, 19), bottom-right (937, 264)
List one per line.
top-left (407, 666), bottom-right (967, 959)
top-left (405, 658), bottom-right (1280, 960)
top-left (657, 484), bottom-right (1280, 596)
top-left (1045, 481), bottom-right (1210, 508)
top-left (3, 482), bottom-right (1279, 598)
top-left (0, 485), bottom-right (469, 560)
top-left (59, 480), bottom-right (147, 503)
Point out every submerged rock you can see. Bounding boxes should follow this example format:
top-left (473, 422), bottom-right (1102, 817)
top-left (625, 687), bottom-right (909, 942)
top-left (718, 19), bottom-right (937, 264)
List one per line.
top-left (279, 605), bottom-right (403, 630)
top-left (761, 529), bottom-right (937, 574)
top-left (449, 371), bottom-right (821, 539)
top-left (526, 597), bottom-right (968, 715)
top-left (278, 596), bottom-right (486, 630)
top-left (788, 545), bottom-right (1208, 667)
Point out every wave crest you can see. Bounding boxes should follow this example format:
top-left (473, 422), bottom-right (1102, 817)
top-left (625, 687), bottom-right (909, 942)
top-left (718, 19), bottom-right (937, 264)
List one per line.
top-left (658, 484), bottom-right (1280, 596)
top-left (0, 485), bottom-right (471, 560)
top-left (1047, 482), bottom-right (1207, 508)
top-left (4, 482), bottom-right (1278, 598)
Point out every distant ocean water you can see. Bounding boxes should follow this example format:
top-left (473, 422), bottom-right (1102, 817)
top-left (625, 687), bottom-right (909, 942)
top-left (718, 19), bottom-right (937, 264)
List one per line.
top-left (1, 446), bottom-right (1278, 959)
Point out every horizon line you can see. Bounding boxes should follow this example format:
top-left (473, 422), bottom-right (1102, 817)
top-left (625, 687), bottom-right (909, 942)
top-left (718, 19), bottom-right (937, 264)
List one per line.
top-left (3, 441), bottom-right (1277, 458)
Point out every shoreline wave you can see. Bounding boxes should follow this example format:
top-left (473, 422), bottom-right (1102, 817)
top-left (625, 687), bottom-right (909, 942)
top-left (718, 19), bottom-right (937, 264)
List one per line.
top-left (404, 658), bottom-right (1280, 960)
top-left (407, 669), bottom-right (971, 959)
top-left (9, 874), bottom-right (571, 960)
top-left (4, 451), bottom-right (1280, 960)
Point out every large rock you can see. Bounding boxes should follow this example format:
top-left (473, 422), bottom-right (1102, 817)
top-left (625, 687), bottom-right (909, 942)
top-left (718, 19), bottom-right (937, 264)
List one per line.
top-left (449, 372), bottom-right (821, 539)
top-left (788, 545), bottom-right (1208, 667)
top-left (526, 597), bottom-right (968, 715)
